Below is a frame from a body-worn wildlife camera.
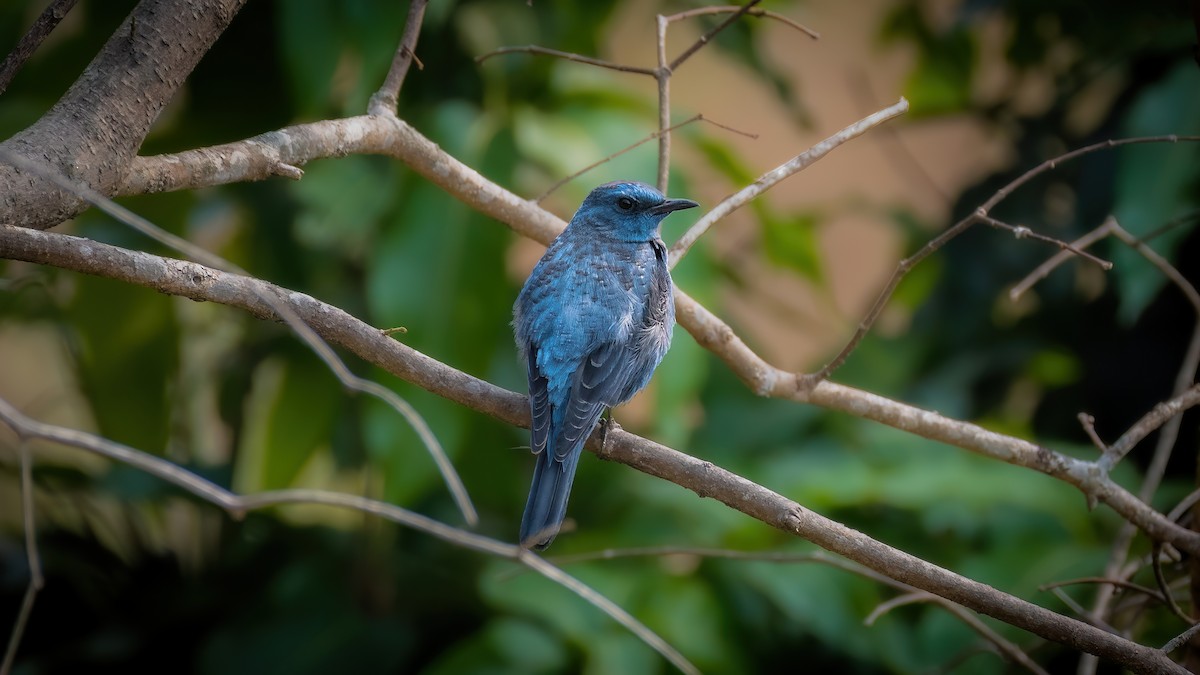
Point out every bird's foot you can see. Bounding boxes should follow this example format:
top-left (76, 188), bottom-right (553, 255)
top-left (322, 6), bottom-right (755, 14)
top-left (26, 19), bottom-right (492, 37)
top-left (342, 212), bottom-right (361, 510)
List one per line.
top-left (596, 414), bottom-right (622, 460)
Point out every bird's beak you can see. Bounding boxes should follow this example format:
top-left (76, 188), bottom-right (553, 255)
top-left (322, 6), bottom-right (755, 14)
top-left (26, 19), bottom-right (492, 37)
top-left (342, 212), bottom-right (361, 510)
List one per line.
top-left (650, 198), bottom-right (699, 215)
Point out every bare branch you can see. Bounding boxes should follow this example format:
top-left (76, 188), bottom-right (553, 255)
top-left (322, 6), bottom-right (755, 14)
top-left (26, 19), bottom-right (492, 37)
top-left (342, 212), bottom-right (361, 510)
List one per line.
top-left (541, 114), bottom-right (701, 202)
top-left (808, 136), bottom-right (1200, 386)
top-left (0, 149), bottom-right (478, 526)
top-left (665, 6), bottom-right (820, 41)
top-left (1164, 622), bottom-right (1200, 654)
top-left (1100, 384), bottom-right (1200, 471)
top-left (0, 0), bottom-right (80, 95)
top-left (368, 0), bottom-right (428, 115)
top-left (667, 0), bottom-right (763, 72)
top-left (669, 97), bottom-right (910, 266)
top-left (0, 228), bottom-right (1189, 673)
top-left (474, 45), bottom-right (656, 76)
top-left (977, 215), bottom-right (1112, 269)
top-left (74, 114), bottom-right (1200, 559)
top-left (0, 0), bottom-right (249, 229)
top-left (0, 399), bottom-right (696, 675)
top-left (520, 554), bottom-right (699, 675)
top-left (655, 15), bottom-right (671, 192)
top-left (0, 439), bottom-right (42, 675)
top-left (1011, 219), bottom-right (1120, 300)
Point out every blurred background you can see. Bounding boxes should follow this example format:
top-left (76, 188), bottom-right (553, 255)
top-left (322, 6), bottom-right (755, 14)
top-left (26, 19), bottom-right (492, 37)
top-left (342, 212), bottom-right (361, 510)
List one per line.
top-left (1, 0), bottom-right (1199, 672)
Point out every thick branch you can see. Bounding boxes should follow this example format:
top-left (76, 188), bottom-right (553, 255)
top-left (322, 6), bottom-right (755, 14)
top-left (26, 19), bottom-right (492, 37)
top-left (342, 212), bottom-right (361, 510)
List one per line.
top-left (0, 225), bottom-right (1184, 673)
top-left (0, 0), bottom-right (247, 229)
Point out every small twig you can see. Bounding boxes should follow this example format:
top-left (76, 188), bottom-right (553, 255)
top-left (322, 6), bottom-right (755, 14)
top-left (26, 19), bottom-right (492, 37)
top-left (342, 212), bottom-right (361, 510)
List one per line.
top-left (655, 15), bottom-right (671, 192)
top-left (1010, 219), bottom-right (1118, 300)
top-left (864, 591), bottom-right (933, 625)
top-left (368, 0), bottom-right (428, 115)
top-left (1098, 384), bottom-right (1200, 472)
top-left (1040, 577), bottom-right (1169, 604)
top-left (807, 136), bottom-right (1200, 387)
top-left (381, 326), bottom-right (408, 336)
top-left (0, 149), bottom-right (478, 526)
top-left (1049, 587), bottom-right (1120, 633)
top-left (1, 439), bottom-right (42, 675)
top-left (544, 545), bottom-right (1048, 675)
top-left (1163, 621), bottom-right (1200, 654)
top-left (863, 593), bottom-right (1049, 674)
top-left (1151, 541), bottom-right (1194, 623)
top-left (520, 554), bottom-right (700, 675)
top-left (537, 114), bottom-right (755, 202)
top-left (0, 0), bottom-right (80, 96)
top-left (0, 397), bottom-right (698, 675)
top-left (977, 215), bottom-right (1112, 269)
top-left (1078, 413), bottom-right (1108, 453)
top-left (847, 68), bottom-right (946, 203)
top-left (1168, 488), bottom-right (1200, 523)
top-left (474, 45), bottom-right (656, 76)
top-left (669, 97), bottom-right (909, 267)
top-left (665, 6), bottom-right (820, 41)
top-left (667, 0), bottom-right (763, 72)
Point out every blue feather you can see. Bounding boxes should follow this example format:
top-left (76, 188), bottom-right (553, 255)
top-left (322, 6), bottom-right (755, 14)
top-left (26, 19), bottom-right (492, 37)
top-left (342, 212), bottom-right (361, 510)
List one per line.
top-left (513, 181), bottom-right (697, 549)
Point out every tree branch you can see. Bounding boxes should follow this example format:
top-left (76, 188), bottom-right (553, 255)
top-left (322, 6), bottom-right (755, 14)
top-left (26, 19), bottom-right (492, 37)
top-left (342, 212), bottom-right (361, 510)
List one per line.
top-left (0, 0), bottom-right (247, 229)
top-left (0, 0), bottom-right (80, 95)
top-left (0, 225), bottom-right (1188, 673)
top-left (29, 112), bottom-right (1200, 558)
top-left (368, 0), bottom-right (428, 115)
top-left (0, 398), bottom-right (699, 675)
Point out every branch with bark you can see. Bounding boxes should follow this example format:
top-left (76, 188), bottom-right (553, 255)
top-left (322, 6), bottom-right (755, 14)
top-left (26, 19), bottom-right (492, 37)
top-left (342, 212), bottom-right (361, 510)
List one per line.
top-left (1, 0), bottom-right (1197, 672)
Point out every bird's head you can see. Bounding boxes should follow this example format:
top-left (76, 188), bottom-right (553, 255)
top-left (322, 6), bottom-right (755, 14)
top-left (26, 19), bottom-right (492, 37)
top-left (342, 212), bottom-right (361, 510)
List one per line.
top-left (569, 181), bottom-right (698, 242)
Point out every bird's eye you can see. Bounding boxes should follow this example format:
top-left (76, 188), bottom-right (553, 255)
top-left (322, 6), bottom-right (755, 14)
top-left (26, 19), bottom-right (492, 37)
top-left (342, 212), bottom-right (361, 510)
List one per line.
top-left (617, 197), bottom-right (635, 211)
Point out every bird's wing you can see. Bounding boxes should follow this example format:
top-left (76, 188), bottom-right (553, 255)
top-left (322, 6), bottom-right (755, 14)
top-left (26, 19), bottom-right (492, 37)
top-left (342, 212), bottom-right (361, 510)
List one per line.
top-left (554, 340), bottom-right (631, 461)
top-left (526, 343), bottom-right (551, 456)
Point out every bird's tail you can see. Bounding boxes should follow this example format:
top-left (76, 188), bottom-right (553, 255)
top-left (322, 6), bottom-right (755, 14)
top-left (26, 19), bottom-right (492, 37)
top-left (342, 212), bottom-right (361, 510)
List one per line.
top-left (519, 447), bottom-right (583, 550)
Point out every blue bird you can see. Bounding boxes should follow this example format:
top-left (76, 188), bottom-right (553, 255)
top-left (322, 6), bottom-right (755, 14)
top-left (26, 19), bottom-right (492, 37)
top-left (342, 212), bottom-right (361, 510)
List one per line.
top-left (514, 181), bottom-right (698, 549)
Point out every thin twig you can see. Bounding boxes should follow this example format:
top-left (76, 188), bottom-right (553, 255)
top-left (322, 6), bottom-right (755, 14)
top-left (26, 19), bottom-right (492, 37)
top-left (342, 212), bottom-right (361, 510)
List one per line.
top-left (666, 6), bottom-right (820, 40)
top-left (0, 397), bottom-right (698, 675)
top-left (1080, 215), bottom-right (1200, 666)
top-left (547, 545), bottom-right (1046, 675)
top-left (807, 136), bottom-right (1200, 387)
top-left (864, 591), bottom-right (933, 625)
top-left (1151, 541), bottom-right (1194, 623)
top-left (0, 0), bottom-right (80, 96)
top-left (863, 592), bottom-right (1051, 675)
top-left (1163, 621), bottom-right (1200, 654)
top-left (537, 114), bottom-right (755, 202)
top-left (1099, 384), bottom-right (1200, 472)
top-left (0, 149), bottom-right (478, 527)
top-left (0, 439), bottom-right (42, 675)
top-left (1049, 587), bottom-right (1120, 633)
top-left (1040, 577), bottom-right (1169, 604)
top-left (977, 215), bottom-right (1112, 269)
top-left (1010, 219), bottom-right (1119, 300)
top-left (669, 97), bottom-right (909, 266)
top-left (474, 45), bottom-right (656, 76)
top-left (1078, 413), bottom-right (1108, 453)
top-left (655, 15), bottom-right (671, 192)
top-left (368, 0), bottom-right (427, 114)
top-left (520, 554), bottom-right (699, 675)
top-left (668, 0), bottom-right (763, 72)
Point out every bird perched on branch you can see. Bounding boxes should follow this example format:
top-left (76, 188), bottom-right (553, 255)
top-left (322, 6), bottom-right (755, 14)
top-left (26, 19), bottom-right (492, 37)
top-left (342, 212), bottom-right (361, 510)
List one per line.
top-left (514, 181), bottom-right (698, 550)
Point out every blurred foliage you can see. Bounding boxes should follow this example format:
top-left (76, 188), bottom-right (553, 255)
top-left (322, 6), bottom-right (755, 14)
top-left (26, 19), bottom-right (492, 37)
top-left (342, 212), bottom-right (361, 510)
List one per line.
top-left (1, 0), bottom-right (1199, 673)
